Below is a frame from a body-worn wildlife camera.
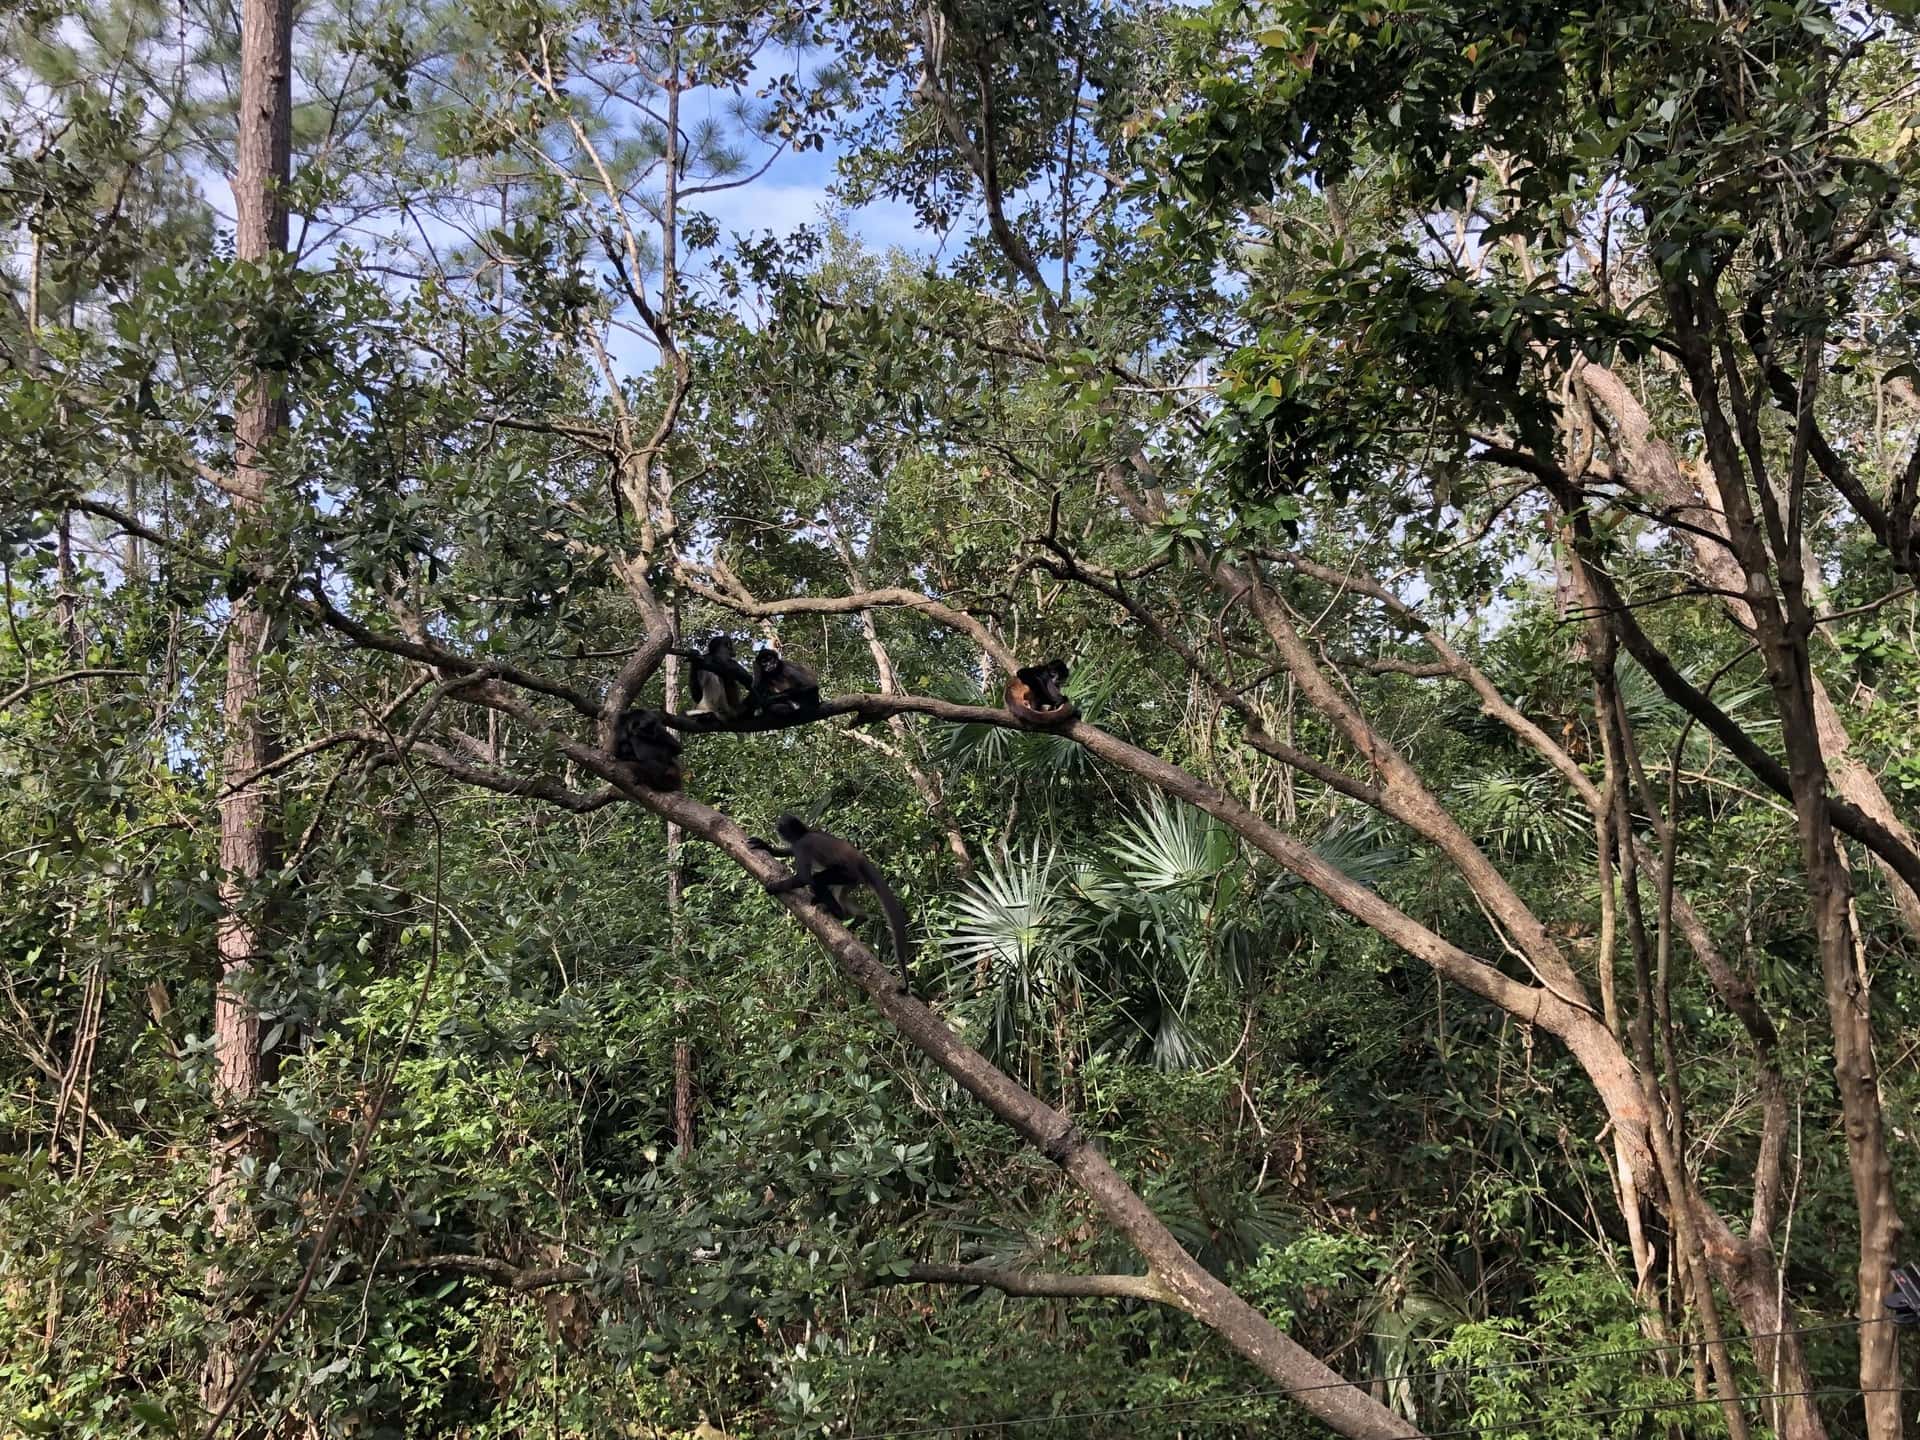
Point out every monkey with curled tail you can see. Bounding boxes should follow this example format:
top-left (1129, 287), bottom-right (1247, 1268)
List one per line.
top-left (1005, 658), bottom-right (1076, 726)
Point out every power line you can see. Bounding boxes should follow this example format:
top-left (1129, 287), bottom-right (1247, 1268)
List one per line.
top-left (842, 1316), bottom-right (1888, 1440)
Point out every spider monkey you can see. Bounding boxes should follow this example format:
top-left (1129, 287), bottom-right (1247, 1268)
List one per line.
top-left (751, 648), bottom-right (821, 718)
top-left (612, 707), bottom-right (684, 791)
top-left (1006, 658), bottom-right (1076, 726)
top-left (750, 815), bottom-right (913, 993)
top-left (1891, 1262), bottom-right (1920, 1327)
top-left (677, 635), bottom-right (754, 727)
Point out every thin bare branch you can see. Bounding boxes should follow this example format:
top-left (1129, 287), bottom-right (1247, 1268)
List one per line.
top-left (877, 1262), bottom-right (1174, 1304)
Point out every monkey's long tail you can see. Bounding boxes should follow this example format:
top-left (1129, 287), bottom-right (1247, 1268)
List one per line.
top-left (867, 871), bottom-right (914, 996)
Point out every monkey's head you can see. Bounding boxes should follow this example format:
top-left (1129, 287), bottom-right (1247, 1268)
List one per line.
top-left (707, 636), bottom-right (736, 659)
top-left (754, 648), bottom-right (781, 677)
top-left (1044, 659), bottom-right (1071, 683)
top-left (774, 814), bottom-right (808, 842)
top-left (625, 708), bottom-right (668, 738)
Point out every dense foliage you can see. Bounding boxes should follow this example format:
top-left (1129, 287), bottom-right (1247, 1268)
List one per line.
top-left (3, 0), bottom-right (1918, 1436)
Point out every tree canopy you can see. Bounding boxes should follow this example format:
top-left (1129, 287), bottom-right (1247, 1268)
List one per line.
top-left (3, 0), bottom-right (1919, 1436)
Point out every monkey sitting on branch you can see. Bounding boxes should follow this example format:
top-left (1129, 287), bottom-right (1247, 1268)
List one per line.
top-left (1005, 658), bottom-right (1076, 726)
top-left (750, 647), bottom-right (821, 719)
top-left (612, 707), bottom-right (684, 791)
top-left (674, 635), bottom-right (755, 728)
top-left (750, 815), bottom-right (914, 994)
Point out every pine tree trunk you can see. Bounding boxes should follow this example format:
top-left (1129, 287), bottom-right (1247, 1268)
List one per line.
top-left (202, 0), bottom-right (291, 1414)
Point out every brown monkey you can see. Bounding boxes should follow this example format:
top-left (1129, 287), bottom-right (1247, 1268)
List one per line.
top-left (1006, 659), bottom-right (1076, 726)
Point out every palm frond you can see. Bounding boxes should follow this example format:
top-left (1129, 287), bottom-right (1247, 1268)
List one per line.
top-left (1107, 790), bottom-right (1235, 891)
top-left (1261, 809), bottom-right (1407, 905)
top-left (939, 842), bottom-right (1082, 977)
top-left (1447, 768), bottom-right (1585, 860)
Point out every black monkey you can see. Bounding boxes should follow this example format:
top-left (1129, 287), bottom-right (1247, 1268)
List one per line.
top-left (1006, 658), bottom-right (1076, 726)
top-left (750, 647), bottom-right (821, 718)
top-left (1892, 1263), bottom-right (1920, 1327)
top-left (750, 815), bottom-right (913, 993)
top-left (677, 635), bottom-right (754, 727)
top-left (612, 707), bottom-right (684, 791)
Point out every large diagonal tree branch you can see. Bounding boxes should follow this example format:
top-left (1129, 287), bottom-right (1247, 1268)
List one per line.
top-left (1103, 466), bottom-right (1595, 1007)
top-left (385, 680), bottom-right (1418, 1440)
top-left (903, 169), bottom-right (1679, 1218)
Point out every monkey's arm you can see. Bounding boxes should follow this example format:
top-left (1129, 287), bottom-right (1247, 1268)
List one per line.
top-left (762, 846), bottom-right (812, 895)
top-left (747, 836), bottom-right (792, 856)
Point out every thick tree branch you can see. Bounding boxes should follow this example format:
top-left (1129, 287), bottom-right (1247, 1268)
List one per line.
top-left (674, 569), bottom-right (1018, 673)
top-left (396, 1254), bottom-right (591, 1292)
top-left (299, 588), bottom-right (601, 721)
top-left (878, 1262), bottom-right (1174, 1304)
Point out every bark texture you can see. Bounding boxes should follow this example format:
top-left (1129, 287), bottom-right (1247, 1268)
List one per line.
top-left (203, 0), bottom-right (292, 1414)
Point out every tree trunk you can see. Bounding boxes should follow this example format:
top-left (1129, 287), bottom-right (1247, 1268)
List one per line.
top-left (203, 0), bottom-right (292, 1414)
top-left (1578, 362), bottom-right (1920, 940)
top-left (1653, 283), bottom-right (1905, 1440)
